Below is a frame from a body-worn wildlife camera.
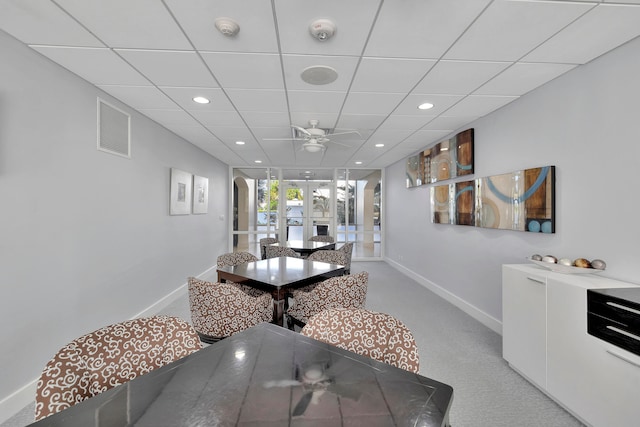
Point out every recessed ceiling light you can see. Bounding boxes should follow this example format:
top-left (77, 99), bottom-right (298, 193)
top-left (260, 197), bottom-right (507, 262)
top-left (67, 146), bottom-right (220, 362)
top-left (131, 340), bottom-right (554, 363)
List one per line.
top-left (235, 141), bottom-right (245, 145)
top-left (193, 96), bottom-right (210, 104)
top-left (254, 160), bottom-right (262, 164)
top-left (375, 143), bottom-right (385, 148)
top-left (418, 102), bottom-right (434, 110)
top-left (355, 161), bottom-right (363, 165)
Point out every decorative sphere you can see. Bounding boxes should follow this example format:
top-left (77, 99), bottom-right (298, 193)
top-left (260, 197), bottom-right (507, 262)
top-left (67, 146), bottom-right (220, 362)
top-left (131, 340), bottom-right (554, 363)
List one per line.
top-left (591, 259), bottom-right (607, 270)
top-left (541, 221), bottom-right (553, 233)
top-left (528, 220), bottom-right (541, 232)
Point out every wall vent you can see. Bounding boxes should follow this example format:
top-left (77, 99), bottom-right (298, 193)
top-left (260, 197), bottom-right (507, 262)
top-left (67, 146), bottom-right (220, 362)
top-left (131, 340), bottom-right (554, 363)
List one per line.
top-left (97, 98), bottom-right (131, 158)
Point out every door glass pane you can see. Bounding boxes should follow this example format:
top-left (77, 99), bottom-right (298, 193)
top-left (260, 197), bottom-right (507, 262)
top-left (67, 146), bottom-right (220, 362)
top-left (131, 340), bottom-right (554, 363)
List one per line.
top-left (284, 181), bottom-right (304, 241)
top-left (311, 182), bottom-right (332, 237)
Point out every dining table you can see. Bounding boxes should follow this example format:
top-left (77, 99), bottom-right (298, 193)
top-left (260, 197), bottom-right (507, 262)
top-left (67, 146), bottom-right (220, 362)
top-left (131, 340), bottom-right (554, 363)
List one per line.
top-left (28, 323), bottom-right (454, 426)
top-left (269, 240), bottom-right (335, 257)
top-left (217, 256), bottom-right (345, 327)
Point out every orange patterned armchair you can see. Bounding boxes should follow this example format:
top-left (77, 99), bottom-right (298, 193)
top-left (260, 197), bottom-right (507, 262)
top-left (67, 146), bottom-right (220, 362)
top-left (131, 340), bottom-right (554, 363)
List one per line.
top-left (301, 308), bottom-right (420, 373)
top-left (286, 271), bottom-right (368, 329)
top-left (188, 277), bottom-right (272, 343)
top-left (35, 315), bottom-right (201, 420)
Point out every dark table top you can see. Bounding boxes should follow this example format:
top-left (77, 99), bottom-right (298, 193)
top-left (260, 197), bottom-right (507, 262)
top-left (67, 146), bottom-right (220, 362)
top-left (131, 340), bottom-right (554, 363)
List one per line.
top-left (217, 256), bottom-right (344, 290)
top-left (30, 323), bottom-right (453, 426)
top-left (271, 240), bottom-right (335, 252)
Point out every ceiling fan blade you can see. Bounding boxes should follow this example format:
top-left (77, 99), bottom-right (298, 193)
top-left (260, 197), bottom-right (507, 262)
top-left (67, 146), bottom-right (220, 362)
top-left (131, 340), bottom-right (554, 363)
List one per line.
top-left (327, 130), bottom-right (361, 137)
top-left (291, 125), bottom-right (311, 137)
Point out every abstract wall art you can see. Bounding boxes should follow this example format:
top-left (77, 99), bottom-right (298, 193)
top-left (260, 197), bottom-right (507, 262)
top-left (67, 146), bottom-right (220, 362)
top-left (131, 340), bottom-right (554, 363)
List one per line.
top-left (170, 168), bottom-right (192, 215)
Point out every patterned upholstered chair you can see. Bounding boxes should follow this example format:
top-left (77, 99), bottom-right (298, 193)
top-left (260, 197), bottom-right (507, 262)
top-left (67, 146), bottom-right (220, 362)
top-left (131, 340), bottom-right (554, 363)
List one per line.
top-left (216, 251), bottom-right (265, 296)
top-left (336, 242), bottom-right (354, 274)
top-left (265, 245), bottom-right (300, 259)
top-left (286, 271), bottom-right (368, 330)
top-left (301, 308), bottom-right (420, 373)
top-left (259, 237), bottom-right (278, 259)
top-left (35, 316), bottom-right (201, 420)
top-left (307, 249), bottom-right (348, 266)
top-left (188, 277), bottom-right (272, 344)
top-left (308, 235), bottom-right (335, 243)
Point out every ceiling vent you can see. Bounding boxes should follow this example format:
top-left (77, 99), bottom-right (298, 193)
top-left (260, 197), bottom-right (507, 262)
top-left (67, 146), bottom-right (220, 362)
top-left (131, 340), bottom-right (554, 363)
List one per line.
top-left (301, 65), bottom-right (338, 85)
top-left (97, 99), bottom-right (130, 158)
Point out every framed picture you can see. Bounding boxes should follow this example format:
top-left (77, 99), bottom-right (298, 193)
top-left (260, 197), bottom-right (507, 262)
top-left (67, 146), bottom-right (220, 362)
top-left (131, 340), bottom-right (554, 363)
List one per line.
top-left (170, 168), bottom-right (192, 215)
top-left (192, 175), bottom-right (209, 214)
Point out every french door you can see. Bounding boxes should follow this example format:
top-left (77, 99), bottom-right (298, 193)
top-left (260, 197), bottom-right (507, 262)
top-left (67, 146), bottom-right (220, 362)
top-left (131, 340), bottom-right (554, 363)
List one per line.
top-left (281, 180), bottom-right (334, 242)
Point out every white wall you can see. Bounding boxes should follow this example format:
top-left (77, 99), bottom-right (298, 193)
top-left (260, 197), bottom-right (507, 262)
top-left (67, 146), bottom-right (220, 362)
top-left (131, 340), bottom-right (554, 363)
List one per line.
top-left (386, 35), bottom-right (640, 331)
top-left (0, 31), bottom-right (228, 419)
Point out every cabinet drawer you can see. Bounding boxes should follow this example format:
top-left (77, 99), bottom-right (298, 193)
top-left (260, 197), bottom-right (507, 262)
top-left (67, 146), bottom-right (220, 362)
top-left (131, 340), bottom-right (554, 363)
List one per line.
top-left (588, 288), bottom-right (640, 357)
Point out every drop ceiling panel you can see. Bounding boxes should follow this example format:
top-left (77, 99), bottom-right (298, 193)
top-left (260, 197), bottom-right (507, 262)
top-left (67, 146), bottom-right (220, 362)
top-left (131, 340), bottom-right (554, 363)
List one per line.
top-left (342, 92), bottom-right (406, 115)
top-left (226, 89), bottom-right (288, 113)
top-left (55, 0), bottom-right (191, 49)
top-left (282, 55), bottom-right (360, 91)
top-left (290, 113), bottom-right (340, 128)
top-left (444, 0), bottom-right (595, 61)
top-left (31, 46), bottom-right (149, 85)
top-left (423, 116), bottom-right (477, 131)
top-left (161, 87), bottom-right (234, 112)
top-left (335, 114), bottom-right (388, 130)
top-left (138, 109), bottom-right (201, 126)
top-left (444, 95), bottom-right (519, 117)
top-left (115, 50), bottom-right (217, 87)
top-left (201, 53), bottom-right (284, 89)
top-left (413, 60), bottom-right (511, 95)
top-left (523, 4), bottom-right (640, 64)
top-left (164, 0), bottom-right (279, 53)
top-left (475, 62), bottom-right (576, 96)
top-left (376, 115), bottom-right (436, 132)
top-left (351, 58), bottom-right (437, 93)
top-left (393, 94), bottom-right (464, 116)
top-left (287, 90), bottom-right (347, 114)
top-left (98, 85), bottom-right (178, 110)
top-left (208, 127), bottom-right (256, 145)
top-left (239, 112), bottom-right (291, 128)
top-left (190, 111), bottom-right (247, 128)
top-left (0, 0), bottom-right (103, 47)
top-left (274, 0), bottom-right (379, 56)
top-left (365, 0), bottom-right (493, 58)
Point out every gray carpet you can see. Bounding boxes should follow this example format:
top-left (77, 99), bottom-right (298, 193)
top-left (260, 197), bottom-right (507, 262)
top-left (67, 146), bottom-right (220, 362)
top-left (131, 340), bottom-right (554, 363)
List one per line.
top-left (2, 261), bottom-right (584, 427)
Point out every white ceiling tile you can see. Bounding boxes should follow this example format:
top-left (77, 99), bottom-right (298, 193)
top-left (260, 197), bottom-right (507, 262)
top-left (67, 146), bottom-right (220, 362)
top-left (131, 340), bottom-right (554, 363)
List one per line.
top-left (282, 55), bottom-right (359, 91)
top-left (31, 46), bottom-right (149, 85)
top-left (475, 62), bottom-right (577, 96)
top-left (115, 50), bottom-right (216, 87)
top-left (201, 53), bottom-right (284, 89)
top-left (342, 92), bottom-right (405, 115)
top-left (189, 111), bottom-right (247, 128)
top-left (393, 94), bottom-right (464, 116)
top-left (413, 60), bottom-right (511, 94)
top-left (403, 130), bottom-right (455, 149)
top-left (55, 0), bottom-right (191, 49)
top-left (523, 4), bottom-right (640, 64)
top-left (335, 114), bottom-right (387, 130)
top-left (287, 90), bottom-right (347, 114)
top-left (423, 116), bottom-right (478, 131)
top-left (137, 109), bottom-right (200, 126)
top-left (351, 58), bottom-right (437, 93)
top-left (444, 0), bottom-right (595, 61)
top-left (97, 85), bottom-right (178, 109)
top-left (165, 0), bottom-right (279, 53)
top-left (0, 0), bottom-right (102, 47)
top-left (226, 89), bottom-right (288, 112)
top-left (240, 112), bottom-right (291, 128)
top-left (377, 115), bottom-right (436, 132)
top-left (274, 0), bottom-right (379, 56)
top-left (444, 95), bottom-right (519, 117)
top-left (210, 127), bottom-right (256, 145)
top-left (290, 113), bottom-right (339, 129)
top-left (161, 87), bottom-right (234, 112)
top-left (366, 0), bottom-right (492, 58)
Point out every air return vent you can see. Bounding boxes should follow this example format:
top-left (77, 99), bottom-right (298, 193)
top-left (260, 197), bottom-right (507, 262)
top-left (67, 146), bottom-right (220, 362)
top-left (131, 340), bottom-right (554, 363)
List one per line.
top-left (97, 98), bottom-right (130, 158)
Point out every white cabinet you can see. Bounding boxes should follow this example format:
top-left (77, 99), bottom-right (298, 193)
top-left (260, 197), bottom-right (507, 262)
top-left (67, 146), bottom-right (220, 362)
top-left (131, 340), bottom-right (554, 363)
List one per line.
top-left (502, 265), bottom-right (548, 389)
top-left (503, 264), bottom-right (640, 427)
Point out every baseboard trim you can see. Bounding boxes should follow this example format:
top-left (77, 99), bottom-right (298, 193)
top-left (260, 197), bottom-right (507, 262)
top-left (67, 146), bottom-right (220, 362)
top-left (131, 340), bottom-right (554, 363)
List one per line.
top-left (0, 265), bottom-right (218, 424)
top-left (384, 257), bottom-right (502, 335)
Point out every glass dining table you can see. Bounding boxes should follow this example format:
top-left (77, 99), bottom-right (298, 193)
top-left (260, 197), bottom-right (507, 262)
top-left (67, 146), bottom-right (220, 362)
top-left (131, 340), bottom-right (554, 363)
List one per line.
top-left (29, 323), bottom-right (454, 426)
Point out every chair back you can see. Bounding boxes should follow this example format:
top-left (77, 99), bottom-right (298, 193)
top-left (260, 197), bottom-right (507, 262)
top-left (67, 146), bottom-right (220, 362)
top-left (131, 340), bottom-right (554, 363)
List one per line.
top-left (35, 316), bottom-right (201, 420)
top-left (216, 251), bottom-right (258, 268)
top-left (188, 278), bottom-right (272, 342)
top-left (307, 250), bottom-right (348, 266)
top-left (259, 237), bottom-right (278, 259)
top-left (301, 308), bottom-right (420, 373)
top-left (308, 235), bottom-right (335, 243)
top-left (265, 245), bottom-right (300, 259)
top-left (336, 242), bottom-right (354, 273)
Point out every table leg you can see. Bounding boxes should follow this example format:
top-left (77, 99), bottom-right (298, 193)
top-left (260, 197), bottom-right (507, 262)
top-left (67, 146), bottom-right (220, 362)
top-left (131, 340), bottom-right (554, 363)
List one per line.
top-left (272, 298), bottom-right (286, 327)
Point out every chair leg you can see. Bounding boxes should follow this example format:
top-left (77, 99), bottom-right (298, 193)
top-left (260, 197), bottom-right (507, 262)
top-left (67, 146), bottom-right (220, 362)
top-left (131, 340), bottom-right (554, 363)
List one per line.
top-left (286, 315), bottom-right (295, 331)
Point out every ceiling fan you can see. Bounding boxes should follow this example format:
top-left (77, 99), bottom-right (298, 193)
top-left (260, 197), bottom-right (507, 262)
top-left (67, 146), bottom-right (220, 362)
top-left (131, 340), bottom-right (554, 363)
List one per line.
top-left (263, 120), bottom-right (360, 153)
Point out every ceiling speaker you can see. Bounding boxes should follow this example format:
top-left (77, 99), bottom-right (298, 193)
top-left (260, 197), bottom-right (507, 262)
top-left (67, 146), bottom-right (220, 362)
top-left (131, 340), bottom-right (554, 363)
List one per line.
top-left (300, 65), bottom-right (338, 85)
